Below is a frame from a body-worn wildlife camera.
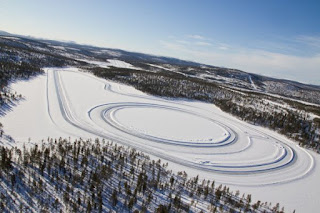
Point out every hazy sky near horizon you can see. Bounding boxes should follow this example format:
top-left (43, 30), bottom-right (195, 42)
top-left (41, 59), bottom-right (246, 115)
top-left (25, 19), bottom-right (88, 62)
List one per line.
top-left (1, 0), bottom-right (320, 84)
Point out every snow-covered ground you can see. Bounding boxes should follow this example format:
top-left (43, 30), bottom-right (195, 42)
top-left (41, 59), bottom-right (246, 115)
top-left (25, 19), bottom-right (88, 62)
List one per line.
top-left (248, 75), bottom-right (257, 90)
top-left (79, 59), bottom-right (136, 69)
top-left (1, 67), bottom-right (319, 212)
top-left (147, 63), bottom-right (174, 71)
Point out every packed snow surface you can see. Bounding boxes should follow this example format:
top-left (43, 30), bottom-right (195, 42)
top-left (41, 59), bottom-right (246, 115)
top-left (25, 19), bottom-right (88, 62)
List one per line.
top-left (1, 67), bottom-right (320, 212)
top-left (80, 59), bottom-right (136, 69)
top-left (147, 63), bottom-right (174, 71)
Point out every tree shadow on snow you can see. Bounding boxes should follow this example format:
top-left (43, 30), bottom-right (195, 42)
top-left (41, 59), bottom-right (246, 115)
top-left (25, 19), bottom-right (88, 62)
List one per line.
top-left (0, 97), bottom-right (25, 117)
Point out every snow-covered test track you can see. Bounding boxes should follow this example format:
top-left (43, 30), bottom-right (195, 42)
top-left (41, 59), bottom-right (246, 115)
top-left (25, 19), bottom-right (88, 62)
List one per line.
top-left (47, 68), bottom-right (313, 184)
top-left (2, 67), bottom-right (320, 212)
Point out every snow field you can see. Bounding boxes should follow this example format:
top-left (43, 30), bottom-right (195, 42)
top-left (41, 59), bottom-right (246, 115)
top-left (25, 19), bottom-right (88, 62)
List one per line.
top-left (79, 59), bottom-right (136, 69)
top-left (1, 67), bottom-right (320, 212)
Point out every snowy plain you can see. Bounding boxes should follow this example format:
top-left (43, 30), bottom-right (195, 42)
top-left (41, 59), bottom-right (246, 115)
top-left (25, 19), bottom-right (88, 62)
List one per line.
top-left (79, 59), bottom-right (136, 69)
top-left (1, 67), bottom-right (320, 212)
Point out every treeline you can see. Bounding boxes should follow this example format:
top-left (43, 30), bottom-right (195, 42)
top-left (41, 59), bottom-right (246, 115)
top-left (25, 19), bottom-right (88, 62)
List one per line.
top-left (0, 59), bottom-right (42, 114)
top-left (90, 67), bottom-right (320, 152)
top-left (0, 60), bottom-right (41, 86)
top-left (0, 138), bottom-right (284, 212)
top-left (90, 67), bottom-right (233, 103)
top-left (0, 36), bottom-right (80, 113)
top-left (216, 99), bottom-right (319, 149)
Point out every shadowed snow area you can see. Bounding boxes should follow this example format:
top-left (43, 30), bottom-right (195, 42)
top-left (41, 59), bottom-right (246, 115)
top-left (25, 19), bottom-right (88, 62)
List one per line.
top-left (1, 67), bottom-right (320, 212)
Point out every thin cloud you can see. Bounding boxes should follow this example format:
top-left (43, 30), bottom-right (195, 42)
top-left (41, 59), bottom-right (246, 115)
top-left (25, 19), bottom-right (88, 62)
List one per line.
top-left (159, 40), bottom-right (320, 85)
top-left (219, 46), bottom-right (229, 50)
top-left (218, 43), bottom-right (230, 50)
top-left (195, 41), bottom-right (212, 46)
top-left (168, 35), bottom-right (176, 39)
top-left (176, 40), bottom-right (190, 44)
top-left (159, 40), bottom-right (186, 51)
top-left (296, 35), bottom-right (320, 48)
top-left (187, 34), bottom-right (205, 40)
top-left (252, 35), bottom-right (320, 56)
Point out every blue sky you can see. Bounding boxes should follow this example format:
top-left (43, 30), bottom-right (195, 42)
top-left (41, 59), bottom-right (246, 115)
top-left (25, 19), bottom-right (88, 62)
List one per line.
top-left (1, 0), bottom-right (320, 84)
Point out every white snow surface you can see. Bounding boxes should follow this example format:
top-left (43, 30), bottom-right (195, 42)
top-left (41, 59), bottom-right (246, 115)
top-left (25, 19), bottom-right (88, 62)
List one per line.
top-left (147, 63), bottom-right (174, 71)
top-left (50, 45), bottom-right (66, 50)
top-left (106, 59), bottom-right (134, 69)
top-left (80, 59), bottom-right (136, 69)
top-left (1, 67), bottom-right (319, 213)
top-left (248, 75), bottom-right (257, 90)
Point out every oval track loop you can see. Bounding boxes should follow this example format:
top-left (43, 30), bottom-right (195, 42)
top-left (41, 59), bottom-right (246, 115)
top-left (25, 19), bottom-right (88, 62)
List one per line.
top-left (88, 102), bottom-right (296, 174)
top-left (90, 103), bottom-right (236, 147)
